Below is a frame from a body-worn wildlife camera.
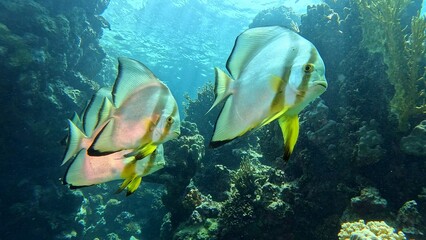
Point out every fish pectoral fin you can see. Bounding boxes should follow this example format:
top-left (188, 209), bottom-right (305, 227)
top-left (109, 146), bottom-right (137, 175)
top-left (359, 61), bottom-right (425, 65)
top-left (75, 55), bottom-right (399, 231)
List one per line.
top-left (207, 67), bottom-right (234, 114)
top-left (61, 120), bottom-right (86, 166)
top-left (278, 115), bottom-right (300, 161)
top-left (124, 144), bottom-right (157, 160)
top-left (87, 119), bottom-right (120, 156)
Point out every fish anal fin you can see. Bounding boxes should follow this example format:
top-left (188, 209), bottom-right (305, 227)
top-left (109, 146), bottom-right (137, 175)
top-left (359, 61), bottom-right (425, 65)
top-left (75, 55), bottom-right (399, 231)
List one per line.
top-left (278, 115), bottom-right (299, 161)
top-left (209, 138), bottom-right (233, 148)
top-left (207, 67), bottom-right (233, 113)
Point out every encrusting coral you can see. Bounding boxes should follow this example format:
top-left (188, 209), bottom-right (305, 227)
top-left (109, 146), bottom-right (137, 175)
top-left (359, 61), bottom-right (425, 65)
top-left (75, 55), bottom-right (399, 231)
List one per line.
top-left (338, 219), bottom-right (406, 240)
top-left (355, 0), bottom-right (426, 131)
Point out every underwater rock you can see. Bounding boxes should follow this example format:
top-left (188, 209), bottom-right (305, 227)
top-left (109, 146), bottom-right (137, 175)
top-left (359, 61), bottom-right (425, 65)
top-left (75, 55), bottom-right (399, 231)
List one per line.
top-left (218, 159), bottom-right (296, 239)
top-left (338, 220), bottom-right (406, 240)
top-left (157, 121), bottom-right (205, 236)
top-left (397, 200), bottom-right (424, 238)
top-left (304, 100), bottom-right (339, 146)
top-left (0, 23), bottom-right (32, 69)
top-left (350, 187), bottom-right (387, 215)
top-left (354, 120), bottom-right (384, 167)
top-left (300, 4), bottom-right (344, 69)
top-left (195, 164), bottom-right (232, 202)
top-left (249, 6), bottom-right (299, 29)
top-left (400, 120), bottom-right (426, 157)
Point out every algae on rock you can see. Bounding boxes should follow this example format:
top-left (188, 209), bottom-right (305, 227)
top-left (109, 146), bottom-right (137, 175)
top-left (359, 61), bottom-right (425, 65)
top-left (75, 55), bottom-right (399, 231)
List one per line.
top-left (355, 0), bottom-right (426, 131)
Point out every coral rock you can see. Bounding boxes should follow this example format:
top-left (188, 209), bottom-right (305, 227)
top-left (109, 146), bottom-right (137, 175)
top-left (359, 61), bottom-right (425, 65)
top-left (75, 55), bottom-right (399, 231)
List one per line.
top-left (401, 120), bottom-right (426, 157)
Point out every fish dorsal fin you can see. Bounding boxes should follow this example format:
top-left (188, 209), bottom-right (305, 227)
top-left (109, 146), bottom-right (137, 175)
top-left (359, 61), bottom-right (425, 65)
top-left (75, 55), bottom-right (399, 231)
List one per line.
top-left (97, 97), bottom-right (114, 130)
top-left (112, 57), bottom-right (159, 108)
top-left (207, 67), bottom-right (234, 113)
top-left (70, 112), bottom-right (83, 130)
top-left (226, 26), bottom-right (287, 79)
top-left (61, 120), bottom-right (86, 166)
top-left (83, 88), bottom-right (113, 137)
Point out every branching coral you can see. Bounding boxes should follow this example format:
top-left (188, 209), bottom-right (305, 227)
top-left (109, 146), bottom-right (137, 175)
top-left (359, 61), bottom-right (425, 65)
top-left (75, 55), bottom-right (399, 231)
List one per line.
top-left (355, 0), bottom-right (426, 131)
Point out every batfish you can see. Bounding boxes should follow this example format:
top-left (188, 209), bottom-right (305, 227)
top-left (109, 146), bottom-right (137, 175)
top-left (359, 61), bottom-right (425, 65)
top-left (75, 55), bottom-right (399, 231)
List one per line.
top-left (209, 26), bottom-right (328, 161)
top-left (88, 57), bottom-right (181, 160)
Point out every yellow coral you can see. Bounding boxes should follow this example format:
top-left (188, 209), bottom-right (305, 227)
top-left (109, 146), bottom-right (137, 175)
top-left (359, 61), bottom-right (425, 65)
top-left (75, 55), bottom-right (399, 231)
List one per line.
top-left (355, 0), bottom-right (426, 131)
top-left (338, 220), bottom-right (406, 240)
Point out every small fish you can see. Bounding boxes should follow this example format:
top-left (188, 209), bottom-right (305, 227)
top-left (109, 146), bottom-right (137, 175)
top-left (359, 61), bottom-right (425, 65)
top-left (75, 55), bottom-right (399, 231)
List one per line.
top-left (88, 57), bottom-right (181, 160)
top-left (63, 145), bottom-right (165, 196)
top-left (208, 26), bottom-right (328, 161)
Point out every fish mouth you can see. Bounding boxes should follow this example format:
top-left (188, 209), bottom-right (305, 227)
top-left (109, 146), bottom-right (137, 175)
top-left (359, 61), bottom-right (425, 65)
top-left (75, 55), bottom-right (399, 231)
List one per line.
top-left (173, 130), bottom-right (181, 137)
top-left (316, 81), bottom-right (328, 89)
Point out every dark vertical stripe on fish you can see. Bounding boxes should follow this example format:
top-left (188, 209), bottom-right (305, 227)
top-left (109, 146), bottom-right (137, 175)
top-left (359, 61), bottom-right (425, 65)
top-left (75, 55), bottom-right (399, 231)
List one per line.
top-left (270, 66), bottom-right (291, 114)
top-left (157, 92), bottom-right (177, 143)
top-left (140, 86), bottom-right (167, 145)
top-left (142, 151), bottom-right (157, 176)
top-left (296, 48), bottom-right (317, 104)
top-left (111, 59), bottom-right (125, 105)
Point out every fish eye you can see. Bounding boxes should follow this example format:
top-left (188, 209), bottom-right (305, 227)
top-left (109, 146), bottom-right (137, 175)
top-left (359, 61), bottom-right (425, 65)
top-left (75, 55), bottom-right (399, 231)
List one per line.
top-left (303, 64), bottom-right (314, 73)
top-left (166, 116), bottom-right (174, 124)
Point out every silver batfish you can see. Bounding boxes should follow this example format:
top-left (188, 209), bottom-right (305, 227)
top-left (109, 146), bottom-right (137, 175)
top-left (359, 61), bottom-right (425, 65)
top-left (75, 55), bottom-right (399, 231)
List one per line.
top-left (209, 26), bottom-right (328, 161)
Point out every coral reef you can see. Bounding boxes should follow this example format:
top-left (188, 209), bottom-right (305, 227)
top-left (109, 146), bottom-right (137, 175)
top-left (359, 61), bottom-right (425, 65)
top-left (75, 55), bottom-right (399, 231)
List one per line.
top-left (354, 120), bottom-right (384, 167)
top-left (355, 0), bottom-right (426, 131)
top-left (149, 121), bottom-right (205, 239)
top-left (338, 220), bottom-right (406, 240)
top-left (248, 6), bottom-right (299, 29)
top-left (3, 0), bottom-right (426, 239)
top-left (397, 200), bottom-right (424, 238)
top-left (350, 187), bottom-right (388, 216)
top-left (400, 120), bottom-right (426, 157)
top-left (0, 0), bottom-right (110, 238)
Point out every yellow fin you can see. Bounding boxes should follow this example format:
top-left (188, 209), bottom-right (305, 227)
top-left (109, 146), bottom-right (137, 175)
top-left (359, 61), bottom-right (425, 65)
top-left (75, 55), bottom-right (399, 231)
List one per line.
top-left (278, 115), bottom-right (299, 161)
top-left (125, 144), bottom-right (157, 160)
top-left (116, 177), bottom-right (133, 194)
top-left (116, 160), bottom-right (137, 193)
top-left (207, 67), bottom-right (233, 113)
top-left (126, 176), bottom-right (142, 196)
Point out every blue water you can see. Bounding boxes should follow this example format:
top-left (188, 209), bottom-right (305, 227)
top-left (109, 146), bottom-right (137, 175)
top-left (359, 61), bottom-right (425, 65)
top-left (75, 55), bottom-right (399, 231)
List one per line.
top-left (2, 0), bottom-right (426, 239)
top-left (100, 0), bottom-right (322, 109)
